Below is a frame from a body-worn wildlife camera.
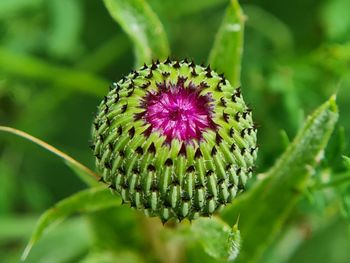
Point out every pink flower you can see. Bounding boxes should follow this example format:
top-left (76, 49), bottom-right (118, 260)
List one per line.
top-left (135, 79), bottom-right (217, 143)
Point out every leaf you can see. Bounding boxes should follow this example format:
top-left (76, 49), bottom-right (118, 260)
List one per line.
top-left (221, 95), bottom-right (338, 263)
top-left (47, 0), bottom-right (83, 59)
top-left (243, 5), bottom-right (294, 51)
top-left (0, 0), bottom-right (43, 18)
top-left (0, 216), bottom-right (38, 242)
top-left (343, 156), bottom-right (350, 170)
top-left (341, 184), bottom-right (350, 221)
top-left (191, 217), bottom-right (241, 262)
top-left (149, 0), bottom-right (228, 18)
top-left (321, 0), bottom-right (350, 41)
top-left (103, 0), bottom-right (170, 67)
top-left (25, 218), bottom-right (91, 263)
top-left (0, 47), bottom-right (108, 97)
top-left (21, 186), bottom-right (120, 261)
top-left (81, 250), bottom-right (145, 263)
top-left (208, 0), bottom-right (245, 87)
top-left (78, 34), bottom-right (130, 73)
top-left (0, 126), bottom-right (100, 186)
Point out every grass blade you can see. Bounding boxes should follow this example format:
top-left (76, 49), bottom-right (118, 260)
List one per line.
top-left (208, 0), bottom-right (245, 87)
top-left (103, 0), bottom-right (170, 67)
top-left (21, 187), bottom-right (119, 261)
top-left (0, 47), bottom-right (108, 97)
top-left (221, 95), bottom-right (339, 262)
top-left (0, 126), bottom-right (100, 186)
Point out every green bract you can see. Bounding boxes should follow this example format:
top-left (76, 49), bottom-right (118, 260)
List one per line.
top-left (92, 59), bottom-right (257, 222)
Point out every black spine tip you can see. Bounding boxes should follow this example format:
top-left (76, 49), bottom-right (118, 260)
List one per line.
top-left (215, 133), bottom-right (223, 144)
top-left (191, 68), bottom-right (198, 77)
top-left (223, 112), bottom-right (230, 122)
top-left (186, 165), bottom-right (195, 173)
top-left (117, 126), bottom-right (123, 135)
top-left (205, 65), bottom-right (212, 78)
top-left (146, 70), bottom-right (153, 79)
top-left (114, 93), bottom-right (120, 103)
top-left (173, 60), bottom-right (180, 68)
top-left (165, 158), bottom-right (173, 166)
top-left (162, 71), bottom-right (170, 78)
top-left (132, 70), bottom-right (139, 79)
top-left (121, 104), bottom-right (128, 113)
top-left (220, 97), bottom-right (227, 107)
top-left (105, 117), bottom-right (111, 126)
top-left (136, 146), bottom-right (144, 155)
top-left (109, 184), bottom-right (116, 190)
top-left (147, 164), bottom-right (156, 172)
top-left (148, 142), bottom-right (156, 154)
top-left (141, 81), bottom-right (151, 89)
top-left (194, 148), bottom-right (202, 158)
top-left (128, 127), bottom-right (135, 138)
top-left (178, 143), bottom-right (187, 156)
top-left (151, 61), bottom-right (158, 70)
top-left (235, 112), bottom-right (240, 121)
top-left (104, 161), bottom-right (112, 169)
top-left (119, 150), bottom-right (125, 157)
top-left (164, 57), bottom-right (171, 64)
top-left (229, 127), bottom-right (235, 137)
top-left (205, 170), bottom-right (214, 176)
top-left (235, 88), bottom-right (241, 97)
top-left (211, 146), bottom-right (217, 156)
top-left (199, 81), bottom-right (209, 89)
top-left (108, 142), bottom-right (114, 151)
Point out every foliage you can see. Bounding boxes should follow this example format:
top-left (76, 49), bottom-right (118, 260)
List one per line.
top-left (0, 0), bottom-right (349, 262)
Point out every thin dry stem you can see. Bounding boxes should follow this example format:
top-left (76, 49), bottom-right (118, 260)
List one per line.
top-left (0, 126), bottom-right (100, 181)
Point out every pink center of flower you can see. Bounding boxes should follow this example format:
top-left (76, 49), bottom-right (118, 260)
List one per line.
top-left (135, 82), bottom-right (217, 143)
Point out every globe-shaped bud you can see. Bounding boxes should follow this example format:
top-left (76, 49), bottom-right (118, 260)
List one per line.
top-left (92, 59), bottom-right (257, 223)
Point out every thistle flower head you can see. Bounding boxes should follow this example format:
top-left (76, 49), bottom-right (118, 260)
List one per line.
top-left (136, 79), bottom-right (217, 143)
top-left (92, 59), bottom-right (257, 223)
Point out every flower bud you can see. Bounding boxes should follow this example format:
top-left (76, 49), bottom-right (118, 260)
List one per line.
top-left (92, 59), bottom-right (257, 223)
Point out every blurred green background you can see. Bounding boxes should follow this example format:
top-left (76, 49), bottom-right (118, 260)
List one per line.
top-left (0, 0), bottom-right (350, 262)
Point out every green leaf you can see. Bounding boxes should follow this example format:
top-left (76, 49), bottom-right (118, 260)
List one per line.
top-left (0, 47), bottom-right (108, 97)
top-left (103, 0), bottom-right (170, 67)
top-left (25, 218), bottom-right (91, 263)
top-left (22, 187), bottom-right (119, 261)
top-left (221, 95), bottom-right (338, 263)
top-left (343, 156), bottom-right (350, 170)
top-left (47, 0), bottom-right (83, 59)
top-left (0, 0), bottom-right (43, 18)
top-left (78, 34), bottom-right (130, 73)
top-left (149, 0), bottom-right (228, 18)
top-left (243, 5), bottom-right (294, 51)
top-left (81, 250), bottom-right (145, 263)
top-left (341, 184), bottom-right (350, 221)
top-left (321, 0), bottom-right (350, 41)
top-left (208, 0), bottom-right (245, 87)
top-left (0, 216), bottom-right (38, 242)
top-left (191, 217), bottom-right (241, 262)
